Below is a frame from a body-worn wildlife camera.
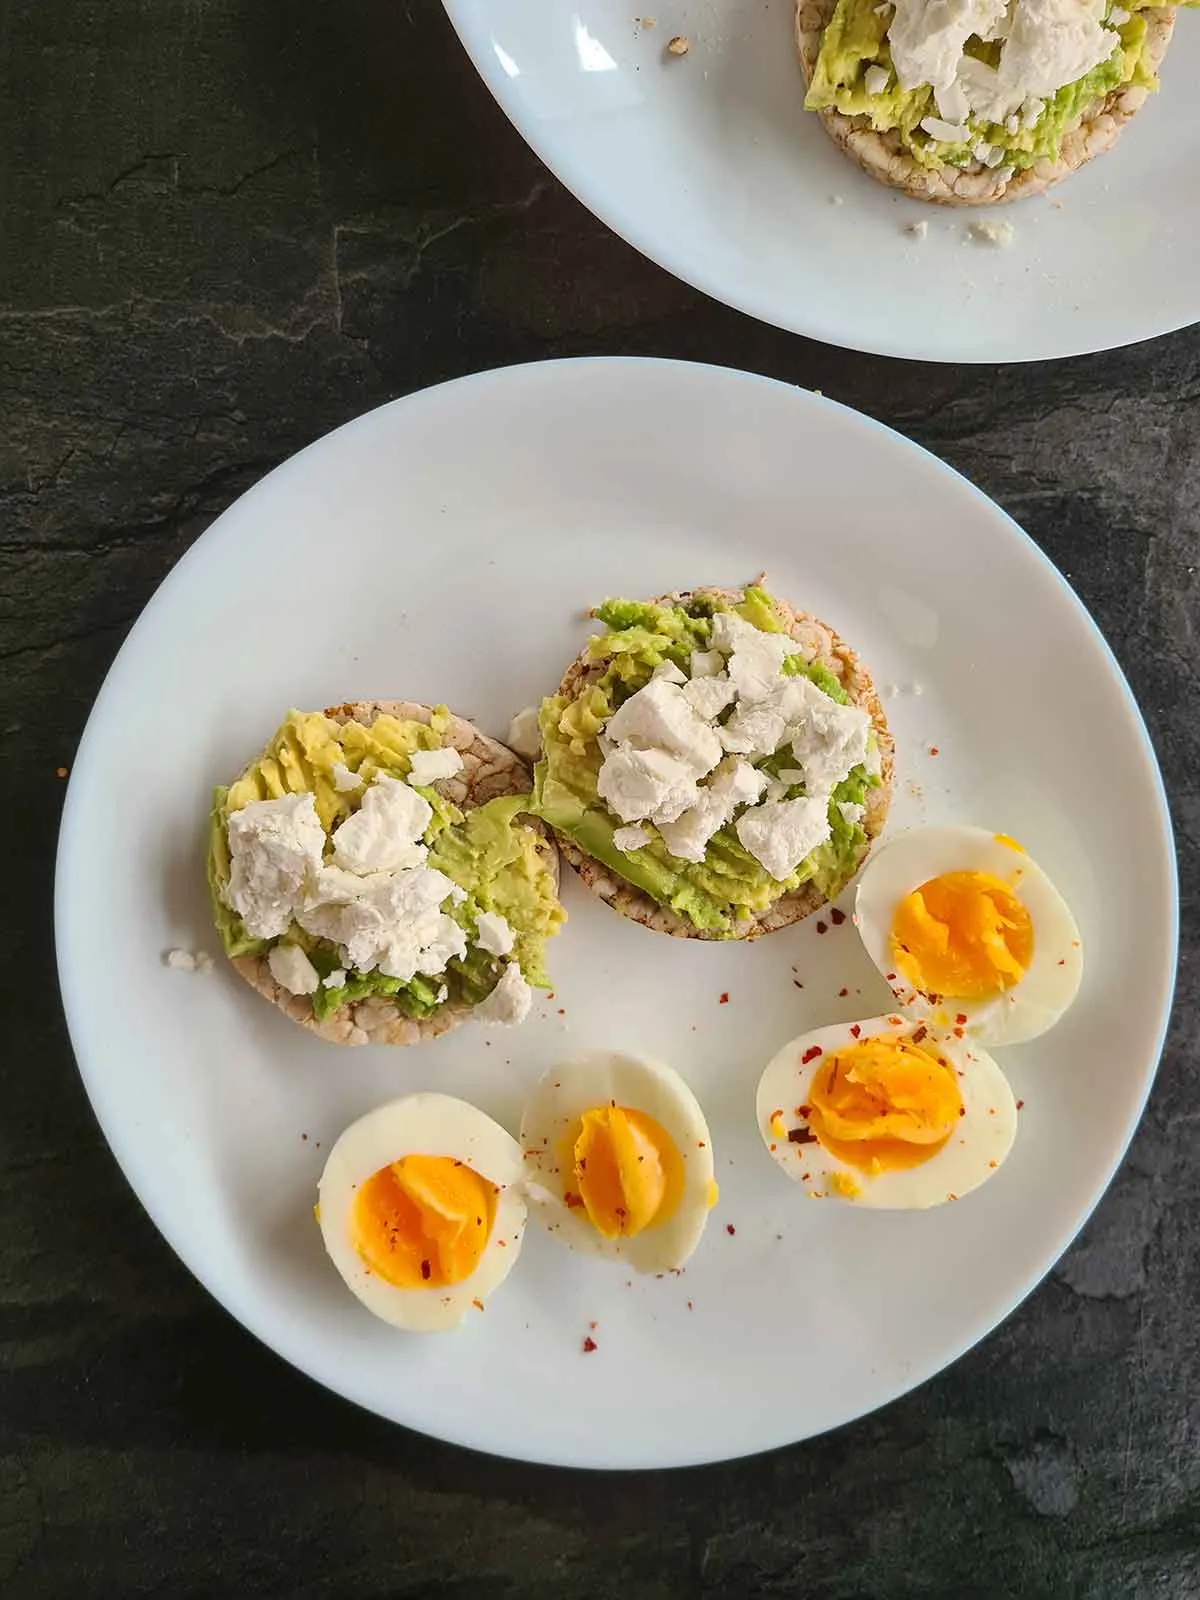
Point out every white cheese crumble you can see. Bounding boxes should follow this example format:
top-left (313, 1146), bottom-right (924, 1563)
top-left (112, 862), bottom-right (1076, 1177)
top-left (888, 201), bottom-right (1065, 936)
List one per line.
top-left (657, 760), bottom-right (766, 864)
top-left (477, 962), bottom-right (532, 1026)
top-left (710, 612), bottom-right (800, 703)
top-left (268, 942), bottom-right (321, 996)
top-left (223, 792), bottom-right (326, 940)
top-left (331, 761), bottom-right (361, 793)
top-left (474, 910), bottom-right (515, 958)
top-left (164, 948), bottom-right (214, 973)
top-left (323, 968), bottom-right (347, 988)
top-left (890, 0), bottom-right (1120, 130)
top-left (651, 659), bottom-right (688, 685)
top-left (689, 649), bottom-right (724, 678)
top-left (297, 863), bottom-right (466, 981)
top-left (330, 775), bottom-right (431, 874)
top-left (735, 797), bottom-right (832, 883)
top-left (507, 706), bottom-right (541, 760)
top-left (407, 746), bottom-right (464, 787)
top-left (598, 745), bottom-right (702, 825)
top-left (612, 823), bottom-right (652, 852)
top-left (683, 674), bottom-right (736, 720)
top-left (969, 219), bottom-right (1015, 248)
top-left (605, 676), bottom-right (723, 770)
top-left (864, 63), bottom-right (890, 95)
top-left (786, 677), bottom-right (872, 800)
top-left (838, 800), bottom-right (867, 827)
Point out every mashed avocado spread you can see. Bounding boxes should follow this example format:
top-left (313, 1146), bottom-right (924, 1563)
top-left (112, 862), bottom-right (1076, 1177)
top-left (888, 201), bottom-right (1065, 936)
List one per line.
top-left (806, 1), bottom-right (1174, 171)
top-left (533, 587), bottom-right (880, 937)
top-left (208, 709), bottom-right (563, 1020)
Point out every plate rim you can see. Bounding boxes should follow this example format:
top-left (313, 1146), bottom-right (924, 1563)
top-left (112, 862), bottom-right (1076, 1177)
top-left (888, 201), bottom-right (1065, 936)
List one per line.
top-left (54, 356), bottom-right (1180, 1466)
top-left (440, 1), bottom-right (1200, 364)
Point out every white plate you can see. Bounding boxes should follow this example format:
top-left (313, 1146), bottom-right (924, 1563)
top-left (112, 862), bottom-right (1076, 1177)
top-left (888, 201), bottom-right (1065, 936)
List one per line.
top-left (56, 358), bottom-right (1176, 1467)
top-left (443, 0), bottom-right (1200, 362)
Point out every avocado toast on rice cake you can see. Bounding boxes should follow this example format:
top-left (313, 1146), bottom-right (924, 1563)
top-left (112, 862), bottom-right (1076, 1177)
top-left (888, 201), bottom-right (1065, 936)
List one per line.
top-left (208, 700), bottom-right (563, 1045)
top-left (533, 582), bottom-right (893, 940)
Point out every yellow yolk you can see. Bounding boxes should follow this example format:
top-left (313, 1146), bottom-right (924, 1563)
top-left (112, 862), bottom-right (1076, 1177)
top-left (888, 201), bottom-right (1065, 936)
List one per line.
top-left (571, 1105), bottom-right (683, 1238)
top-left (806, 1036), bottom-right (963, 1173)
top-left (351, 1154), bottom-right (497, 1290)
top-left (891, 870), bottom-right (1034, 999)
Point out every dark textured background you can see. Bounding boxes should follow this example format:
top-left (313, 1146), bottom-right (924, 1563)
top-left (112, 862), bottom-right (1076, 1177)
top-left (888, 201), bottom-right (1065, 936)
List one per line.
top-left (4, 2), bottom-right (1198, 1595)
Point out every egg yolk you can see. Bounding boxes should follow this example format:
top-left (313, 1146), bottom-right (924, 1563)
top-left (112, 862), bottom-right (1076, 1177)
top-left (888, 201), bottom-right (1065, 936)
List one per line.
top-left (571, 1105), bottom-right (683, 1238)
top-left (891, 870), bottom-right (1034, 999)
top-left (807, 1036), bottom-right (963, 1173)
top-left (351, 1155), bottom-right (497, 1290)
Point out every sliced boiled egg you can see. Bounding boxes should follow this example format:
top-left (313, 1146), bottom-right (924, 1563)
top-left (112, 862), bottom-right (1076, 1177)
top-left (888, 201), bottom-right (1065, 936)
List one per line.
top-left (520, 1050), bottom-right (717, 1273)
top-left (317, 1093), bottom-right (526, 1331)
top-left (855, 825), bottom-right (1083, 1046)
top-left (757, 1013), bottom-right (1017, 1209)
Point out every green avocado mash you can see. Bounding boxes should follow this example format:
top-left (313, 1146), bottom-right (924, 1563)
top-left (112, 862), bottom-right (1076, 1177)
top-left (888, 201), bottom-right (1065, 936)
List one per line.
top-left (207, 709), bottom-right (564, 1021)
top-left (805, 2), bottom-right (1177, 172)
top-left (532, 587), bottom-right (880, 937)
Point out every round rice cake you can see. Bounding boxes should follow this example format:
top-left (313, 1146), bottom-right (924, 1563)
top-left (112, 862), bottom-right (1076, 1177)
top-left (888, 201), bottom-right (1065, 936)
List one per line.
top-left (225, 700), bottom-right (558, 1046)
top-left (552, 589), bottom-right (894, 940)
top-left (795, 0), bottom-right (1177, 206)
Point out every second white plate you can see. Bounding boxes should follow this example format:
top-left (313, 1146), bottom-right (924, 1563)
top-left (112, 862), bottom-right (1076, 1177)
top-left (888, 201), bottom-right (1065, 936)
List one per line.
top-left (444, 0), bottom-right (1200, 362)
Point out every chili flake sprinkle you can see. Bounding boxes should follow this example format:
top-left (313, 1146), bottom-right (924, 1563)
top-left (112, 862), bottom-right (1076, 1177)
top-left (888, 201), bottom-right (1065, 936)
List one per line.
top-left (725, 1224), bottom-right (736, 1236)
top-left (838, 987), bottom-right (849, 998)
top-left (830, 907), bottom-right (847, 926)
top-left (788, 1127), bottom-right (816, 1146)
top-left (849, 1024), bottom-right (862, 1038)
top-left (911, 1025), bottom-right (928, 1044)
top-left (582, 1336), bottom-right (598, 1354)
top-left (816, 920), bottom-right (828, 934)
top-left (719, 992), bottom-right (730, 1005)
top-left (801, 1045), bottom-right (823, 1064)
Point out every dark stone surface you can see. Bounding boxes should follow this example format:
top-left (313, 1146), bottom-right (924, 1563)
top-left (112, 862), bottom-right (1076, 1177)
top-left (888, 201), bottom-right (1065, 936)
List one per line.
top-left (3, 2), bottom-right (1198, 1594)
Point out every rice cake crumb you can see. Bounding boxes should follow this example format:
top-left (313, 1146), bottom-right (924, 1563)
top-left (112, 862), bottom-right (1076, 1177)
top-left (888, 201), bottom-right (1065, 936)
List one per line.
top-left (968, 220), bottom-right (1015, 249)
top-left (667, 34), bottom-right (690, 55)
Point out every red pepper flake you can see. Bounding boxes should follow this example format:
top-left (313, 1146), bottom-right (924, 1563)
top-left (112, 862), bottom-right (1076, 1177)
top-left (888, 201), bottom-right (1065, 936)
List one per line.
top-left (801, 1045), bottom-right (823, 1064)
top-left (955, 1013), bottom-right (968, 1026)
top-left (788, 1127), bottom-right (816, 1145)
top-left (1016, 1099), bottom-right (1025, 1111)
top-left (726, 1224), bottom-right (736, 1236)
top-left (816, 920), bottom-right (828, 934)
top-left (719, 992), bottom-right (730, 1005)
top-left (947, 1191), bottom-right (958, 1201)
top-left (582, 1336), bottom-right (598, 1353)
top-left (849, 1024), bottom-right (862, 1038)
top-left (589, 1320), bottom-right (598, 1330)
top-left (420, 1260), bottom-right (431, 1281)
top-left (796, 1103), bottom-right (812, 1117)
top-left (888, 1015), bottom-right (904, 1026)
top-left (1057, 958), bottom-right (1066, 967)
top-left (929, 746), bottom-right (939, 757)
top-left (954, 1027), bottom-right (964, 1038)
top-left (547, 992), bottom-right (556, 1001)
top-left (988, 1160), bottom-right (998, 1170)
top-left (496, 1239), bottom-right (507, 1247)
top-left (801, 1172), bottom-right (811, 1182)
top-left (911, 1025), bottom-right (928, 1044)
top-left (697, 1140), bottom-right (706, 1148)
top-left (830, 907), bottom-right (847, 926)
top-left (557, 1007), bottom-right (566, 1016)
top-left (472, 1298), bottom-right (484, 1311)
top-left (958, 1106), bottom-right (966, 1118)
top-left (770, 1107), bottom-right (783, 1122)
top-left (837, 987), bottom-right (848, 998)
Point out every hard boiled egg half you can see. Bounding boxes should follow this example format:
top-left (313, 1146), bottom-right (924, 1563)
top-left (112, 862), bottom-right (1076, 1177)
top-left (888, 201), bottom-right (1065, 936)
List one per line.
top-left (317, 1093), bottom-right (527, 1331)
top-left (855, 826), bottom-right (1083, 1046)
top-left (757, 1013), bottom-right (1017, 1209)
top-left (520, 1050), bottom-right (718, 1273)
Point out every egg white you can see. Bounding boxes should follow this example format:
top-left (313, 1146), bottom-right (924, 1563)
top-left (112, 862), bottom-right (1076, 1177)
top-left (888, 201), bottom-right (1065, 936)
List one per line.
top-left (756, 1013), bottom-right (1018, 1210)
top-left (855, 825), bottom-right (1083, 1046)
top-left (317, 1092), bottom-right (527, 1332)
top-left (520, 1050), bottom-right (716, 1273)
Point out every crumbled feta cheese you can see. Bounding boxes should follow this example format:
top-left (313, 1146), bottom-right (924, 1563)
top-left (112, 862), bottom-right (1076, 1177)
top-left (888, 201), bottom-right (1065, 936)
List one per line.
top-left (507, 706), bottom-right (541, 760)
top-left (164, 948), bottom-right (196, 971)
top-left (890, 0), bottom-right (1008, 96)
top-left (604, 677), bottom-right (723, 773)
top-left (689, 649), bottom-right (724, 678)
top-left (651, 659), bottom-right (688, 685)
top-left (764, 778), bottom-right (789, 803)
top-left (735, 797), bottom-right (832, 882)
top-left (656, 760), bottom-right (766, 864)
top-left (973, 140), bottom-right (993, 163)
top-left (864, 64), bottom-right (890, 96)
top-left (268, 942), bottom-right (321, 996)
top-left (477, 962), bottom-right (532, 1026)
top-left (613, 823), bottom-right (652, 852)
top-left (407, 747), bottom-right (464, 787)
top-left (1022, 96), bottom-right (1045, 128)
top-left (719, 696), bottom-right (791, 759)
top-left (223, 792), bottom-right (326, 940)
top-left (683, 674), bottom-right (736, 720)
top-left (969, 219), bottom-right (1015, 248)
top-left (776, 768), bottom-right (806, 786)
top-left (921, 116), bottom-right (970, 143)
top-left (474, 910), bottom-right (515, 958)
top-left (330, 775), bottom-right (431, 875)
top-left (436, 984), bottom-right (448, 1003)
top-left (597, 746), bottom-right (702, 825)
top-left (1006, 113), bottom-right (1021, 134)
top-left (332, 761), bottom-right (362, 793)
top-left (838, 800), bottom-right (866, 827)
top-left (323, 968), bottom-right (347, 988)
top-left (710, 612), bottom-right (799, 703)
top-left (788, 680), bottom-right (871, 799)
top-left (297, 863), bottom-right (465, 981)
